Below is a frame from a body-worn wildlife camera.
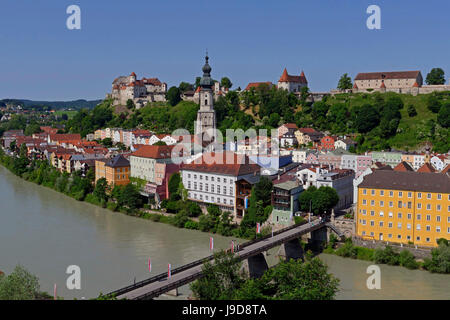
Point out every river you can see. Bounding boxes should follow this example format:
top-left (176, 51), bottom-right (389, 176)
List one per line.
top-left (0, 166), bottom-right (449, 299)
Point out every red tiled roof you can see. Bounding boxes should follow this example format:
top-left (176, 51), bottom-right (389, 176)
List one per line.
top-left (143, 78), bottom-right (162, 86)
top-left (282, 123), bottom-right (298, 129)
top-left (417, 163), bottom-right (436, 173)
top-left (181, 151), bottom-right (260, 177)
top-left (131, 145), bottom-right (175, 159)
top-left (49, 134), bottom-right (81, 142)
top-left (278, 68), bottom-right (307, 84)
top-left (354, 71), bottom-right (421, 81)
top-left (244, 82), bottom-right (273, 91)
top-left (393, 161), bottom-right (414, 172)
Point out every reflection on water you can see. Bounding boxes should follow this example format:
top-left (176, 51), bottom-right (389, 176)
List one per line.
top-left (0, 166), bottom-right (449, 299)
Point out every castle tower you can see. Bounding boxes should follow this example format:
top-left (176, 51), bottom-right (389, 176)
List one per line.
top-left (195, 54), bottom-right (217, 145)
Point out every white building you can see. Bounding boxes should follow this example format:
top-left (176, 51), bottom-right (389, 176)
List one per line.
top-left (129, 145), bottom-right (174, 183)
top-left (180, 152), bottom-right (260, 217)
top-left (277, 68), bottom-right (308, 93)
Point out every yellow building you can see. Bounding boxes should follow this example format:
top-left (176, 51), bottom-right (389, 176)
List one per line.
top-left (95, 154), bottom-right (130, 187)
top-left (356, 170), bottom-right (450, 247)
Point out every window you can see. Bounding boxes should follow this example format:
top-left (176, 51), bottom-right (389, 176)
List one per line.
top-left (379, 221), bottom-right (384, 227)
top-left (437, 205), bottom-right (441, 211)
top-left (380, 190), bottom-right (384, 196)
top-left (370, 211), bottom-right (375, 216)
top-left (398, 222), bottom-right (402, 229)
top-left (188, 181), bottom-right (191, 189)
top-left (417, 214), bottom-right (421, 220)
top-left (211, 177), bottom-right (214, 182)
top-left (416, 236), bottom-right (420, 241)
top-left (370, 221), bottom-right (375, 226)
top-left (371, 200), bottom-right (375, 206)
top-left (417, 224), bottom-right (421, 230)
top-left (407, 213), bottom-right (412, 219)
top-left (417, 203), bottom-right (422, 209)
top-left (426, 204), bottom-right (431, 210)
top-left (407, 223), bottom-right (411, 230)
top-left (389, 212), bottom-right (393, 218)
top-left (388, 222), bottom-right (393, 228)
top-left (398, 191), bottom-right (403, 198)
top-left (398, 201), bottom-right (402, 208)
top-left (362, 199), bottom-right (367, 205)
top-left (389, 191), bottom-right (393, 197)
top-left (426, 225), bottom-right (431, 231)
top-left (371, 189), bottom-right (375, 195)
top-left (426, 215), bottom-right (431, 221)
top-left (436, 226), bottom-right (441, 233)
top-left (188, 174), bottom-right (191, 179)
top-left (437, 194), bottom-right (442, 200)
top-left (427, 193), bottom-right (431, 199)
top-left (199, 175), bottom-right (203, 180)
top-left (417, 192), bottom-right (422, 199)
top-left (408, 192), bottom-right (412, 198)
top-left (379, 211), bottom-right (384, 217)
top-left (217, 178), bottom-right (220, 182)
top-left (363, 189), bottom-right (367, 195)
top-left (380, 201), bottom-right (384, 207)
top-left (211, 185), bottom-right (215, 193)
top-left (388, 234), bottom-right (392, 238)
top-left (407, 202), bottom-right (412, 209)
top-left (397, 235), bottom-right (402, 239)
top-left (398, 213), bottom-right (402, 219)
top-left (389, 201), bottom-right (393, 208)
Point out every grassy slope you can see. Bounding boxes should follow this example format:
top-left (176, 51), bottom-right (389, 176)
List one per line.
top-left (326, 92), bottom-right (448, 150)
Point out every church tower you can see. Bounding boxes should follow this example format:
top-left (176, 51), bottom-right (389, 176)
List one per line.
top-left (195, 54), bottom-right (217, 144)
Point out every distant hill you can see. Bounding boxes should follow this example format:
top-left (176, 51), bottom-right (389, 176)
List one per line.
top-left (0, 99), bottom-right (102, 110)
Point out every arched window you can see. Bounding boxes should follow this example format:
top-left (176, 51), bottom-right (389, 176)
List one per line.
top-left (205, 99), bottom-right (207, 105)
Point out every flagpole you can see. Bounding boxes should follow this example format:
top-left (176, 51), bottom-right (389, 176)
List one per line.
top-left (53, 283), bottom-right (57, 300)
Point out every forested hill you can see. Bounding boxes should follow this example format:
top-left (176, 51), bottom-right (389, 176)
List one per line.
top-left (0, 99), bottom-right (102, 110)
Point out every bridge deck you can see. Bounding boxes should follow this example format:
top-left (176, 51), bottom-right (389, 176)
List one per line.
top-left (116, 221), bottom-right (325, 300)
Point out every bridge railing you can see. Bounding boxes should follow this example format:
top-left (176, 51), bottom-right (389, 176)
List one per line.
top-left (108, 220), bottom-right (314, 298)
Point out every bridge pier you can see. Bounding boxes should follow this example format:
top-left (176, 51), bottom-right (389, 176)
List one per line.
top-left (310, 227), bottom-right (328, 251)
top-left (241, 253), bottom-right (269, 279)
top-left (277, 238), bottom-right (304, 261)
top-left (165, 288), bottom-right (179, 297)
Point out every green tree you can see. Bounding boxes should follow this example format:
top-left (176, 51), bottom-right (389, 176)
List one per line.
top-left (190, 251), bottom-right (245, 300)
top-left (423, 241), bottom-right (450, 273)
top-left (93, 177), bottom-right (109, 204)
top-left (118, 183), bottom-right (142, 210)
top-left (126, 99), bottom-right (135, 110)
top-left (437, 102), bottom-right (450, 128)
top-left (220, 77), bottom-right (233, 89)
top-left (355, 104), bottom-right (380, 133)
top-left (337, 73), bottom-right (352, 90)
top-left (0, 265), bottom-right (41, 300)
top-left (253, 176), bottom-right (273, 207)
top-left (178, 82), bottom-right (193, 93)
top-left (166, 86), bottom-right (181, 106)
top-left (407, 104), bottom-right (417, 117)
top-left (425, 68), bottom-right (445, 85)
top-left (426, 94), bottom-right (441, 113)
top-left (168, 173), bottom-right (181, 195)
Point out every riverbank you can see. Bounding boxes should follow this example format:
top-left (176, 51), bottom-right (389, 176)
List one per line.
top-left (0, 149), bottom-right (255, 241)
top-left (322, 236), bottom-right (450, 274)
top-left (0, 165), bottom-right (239, 299)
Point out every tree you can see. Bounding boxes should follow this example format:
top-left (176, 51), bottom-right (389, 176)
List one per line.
top-left (178, 82), bottom-right (193, 93)
top-left (423, 241), bottom-right (450, 273)
top-left (253, 176), bottom-right (273, 207)
top-left (119, 183), bottom-right (142, 210)
top-left (220, 77), bottom-right (232, 89)
top-left (166, 86), bottom-right (181, 106)
top-left (94, 177), bottom-right (109, 204)
top-left (407, 104), bottom-right (417, 117)
top-left (437, 102), bottom-right (450, 128)
top-left (355, 104), bottom-right (379, 133)
top-left (61, 113), bottom-right (69, 121)
top-left (126, 99), bottom-right (135, 110)
top-left (190, 251), bottom-right (245, 300)
top-left (298, 186), bottom-right (339, 215)
top-left (101, 138), bottom-right (113, 148)
top-left (250, 258), bottom-right (340, 300)
top-left (337, 73), bottom-right (352, 90)
top-left (426, 68), bottom-right (445, 85)
top-left (0, 265), bottom-right (41, 300)
top-left (153, 140), bottom-right (167, 146)
top-left (426, 94), bottom-right (441, 113)
top-left (168, 173), bottom-right (181, 195)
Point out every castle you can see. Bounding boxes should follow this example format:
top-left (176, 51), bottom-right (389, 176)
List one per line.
top-left (109, 72), bottom-right (167, 107)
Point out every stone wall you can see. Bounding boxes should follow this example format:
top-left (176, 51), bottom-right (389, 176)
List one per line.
top-left (352, 236), bottom-right (432, 259)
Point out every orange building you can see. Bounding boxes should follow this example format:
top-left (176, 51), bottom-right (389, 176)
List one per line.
top-left (95, 154), bottom-right (130, 186)
top-left (356, 170), bottom-right (450, 247)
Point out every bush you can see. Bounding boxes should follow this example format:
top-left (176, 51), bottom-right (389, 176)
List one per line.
top-left (294, 216), bottom-right (306, 225)
top-left (184, 220), bottom-right (199, 230)
top-left (373, 246), bottom-right (399, 265)
top-left (398, 250), bottom-right (419, 270)
top-left (335, 241), bottom-right (357, 258)
top-left (355, 247), bottom-right (374, 261)
top-left (150, 214), bottom-right (161, 222)
top-left (107, 202), bottom-right (119, 212)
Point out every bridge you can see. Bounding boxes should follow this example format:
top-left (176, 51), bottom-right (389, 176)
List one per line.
top-left (107, 220), bottom-right (341, 300)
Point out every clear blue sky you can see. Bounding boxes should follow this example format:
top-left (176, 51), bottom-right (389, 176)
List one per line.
top-left (0, 0), bottom-right (449, 100)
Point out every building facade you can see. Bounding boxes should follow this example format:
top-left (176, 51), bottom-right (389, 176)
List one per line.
top-left (356, 170), bottom-right (450, 247)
